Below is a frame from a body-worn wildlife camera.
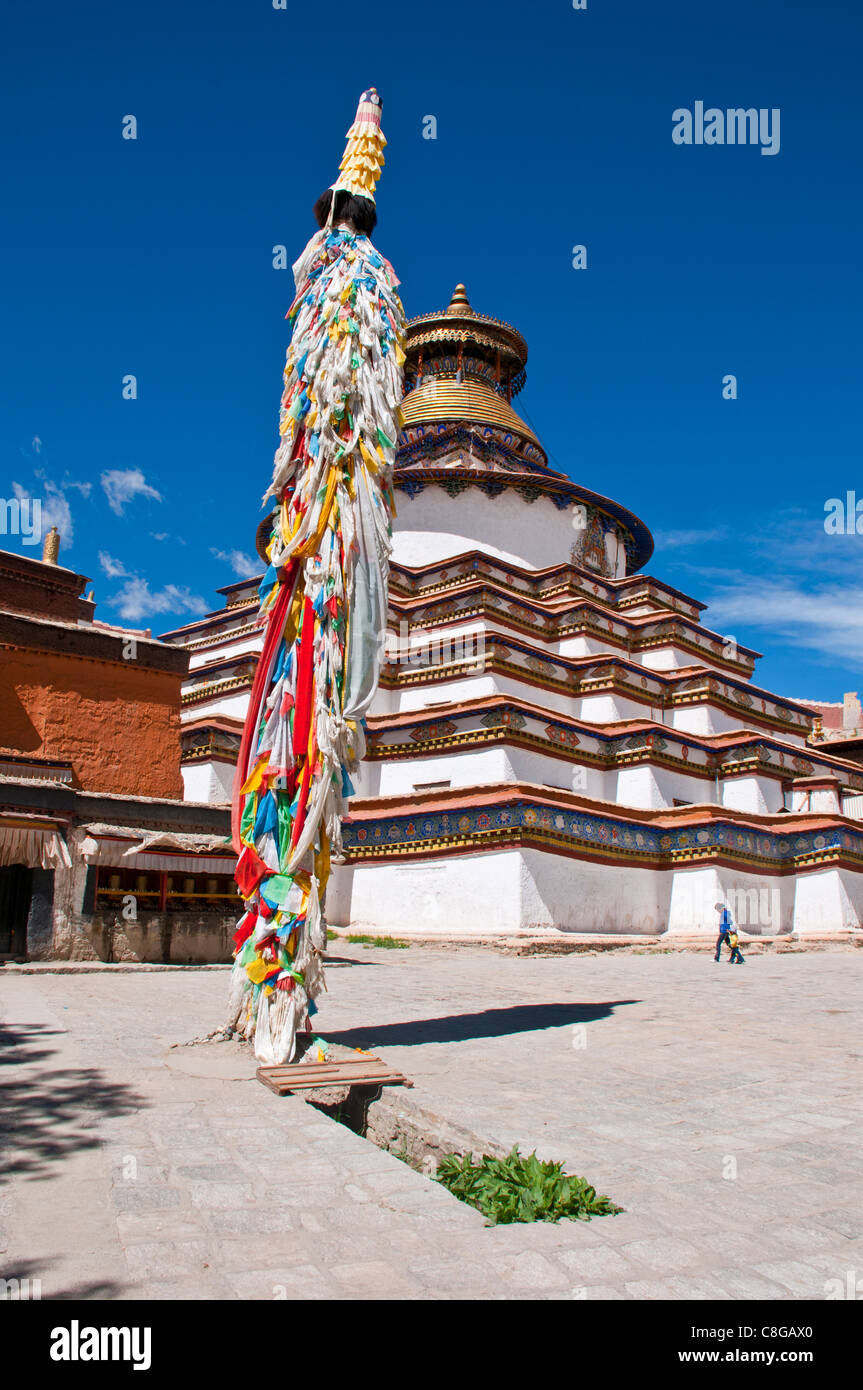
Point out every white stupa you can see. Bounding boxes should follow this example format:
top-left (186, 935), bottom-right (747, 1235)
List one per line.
top-left (162, 286), bottom-right (863, 940)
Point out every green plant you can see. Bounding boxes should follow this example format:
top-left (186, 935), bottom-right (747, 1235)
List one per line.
top-left (346, 934), bottom-right (410, 949)
top-left (436, 1147), bottom-right (623, 1226)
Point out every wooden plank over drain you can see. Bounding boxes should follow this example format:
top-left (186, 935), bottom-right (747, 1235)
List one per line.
top-left (257, 1057), bottom-right (413, 1095)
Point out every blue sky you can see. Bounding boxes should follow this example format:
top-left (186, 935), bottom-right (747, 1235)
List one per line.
top-left (1, 0), bottom-right (861, 702)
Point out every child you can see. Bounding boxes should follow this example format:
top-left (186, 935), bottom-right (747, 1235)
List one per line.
top-left (727, 928), bottom-right (745, 965)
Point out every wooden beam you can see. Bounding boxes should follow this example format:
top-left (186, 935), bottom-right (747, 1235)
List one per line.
top-left (256, 1058), bottom-right (413, 1095)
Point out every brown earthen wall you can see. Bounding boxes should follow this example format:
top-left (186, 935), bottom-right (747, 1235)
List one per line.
top-left (0, 553), bottom-right (95, 623)
top-left (0, 648), bottom-right (184, 798)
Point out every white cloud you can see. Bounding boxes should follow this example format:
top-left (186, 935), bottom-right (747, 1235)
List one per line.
top-left (657, 508), bottom-right (863, 669)
top-left (99, 549), bottom-right (207, 624)
top-left (12, 472), bottom-right (90, 546)
top-left (98, 551), bottom-right (129, 579)
top-left (100, 468), bottom-right (162, 516)
top-left (210, 547), bottom-right (261, 578)
top-left (107, 578), bottom-right (209, 624)
top-left (12, 479), bottom-right (68, 542)
top-left (660, 510), bottom-right (858, 583)
top-left (65, 478), bottom-right (92, 498)
top-left (704, 579), bottom-right (863, 668)
top-left (653, 527), bottom-right (729, 550)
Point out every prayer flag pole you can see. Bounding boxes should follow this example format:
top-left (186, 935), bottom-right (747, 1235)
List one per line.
top-left (226, 89), bottom-right (405, 1064)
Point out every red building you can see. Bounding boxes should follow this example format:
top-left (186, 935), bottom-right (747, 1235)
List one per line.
top-left (0, 538), bottom-right (236, 960)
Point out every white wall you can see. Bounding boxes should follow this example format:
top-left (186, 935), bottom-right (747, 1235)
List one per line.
top-left (328, 851), bottom-right (525, 934)
top-left (557, 634), bottom-right (617, 658)
top-left (385, 673), bottom-right (498, 715)
top-left (639, 645), bottom-right (733, 675)
top-left (811, 786), bottom-right (841, 814)
top-left (672, 705), bottom-right (743, 738)
top-left (374, 747), bottom-right (512, 795)
top-left (361, 744), bottom-right (612, 800)
top-left (793, 869), bottom-right (862, 934)
top-left (384, 671), bottom-right (577, 720)
top-left (722, 775), bottom-right (782, 815)
top-left (187, 632), bottom-right (263, 669)
top-left (361, 744), bottom-right (734, 810)
top-left (180, 690), bottom-right (251, 724)
top-left (672, 703), bottom-right (810, 747)
top-left (615, 765), bottom-right (667, 810)
top-left (666, 865), bottom-right (793, 935)
top-left (519, 849), bottom-right (671, 933)
top-left (577, 693), bottom-right (646, 723)
top-left (842, 792), bottom-right (863, 821)
top-left (328, 842), bottom-right (862, 937)
top-left (182, 761), bottom-right (234, 805)
top-left (392, 487), bottom-right (628, 577)
top-left (328, 848), bottom-right (669, 935)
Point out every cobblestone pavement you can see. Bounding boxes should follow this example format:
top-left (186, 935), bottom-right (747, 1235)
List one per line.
top-left (0, 945), bottom-right (860, 1300)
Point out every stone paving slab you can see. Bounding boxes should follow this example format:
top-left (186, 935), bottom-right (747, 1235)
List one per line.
top-left (0, 946), bottom-right (860, 1300)
top-left (310, 943), bottom-right (862, 1300)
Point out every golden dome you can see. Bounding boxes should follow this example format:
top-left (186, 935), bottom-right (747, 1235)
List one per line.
top-left (399, 375), bottom-right (543, 452)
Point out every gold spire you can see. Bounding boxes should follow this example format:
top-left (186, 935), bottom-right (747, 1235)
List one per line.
top-left (446, 284), bottom-right (472, 315)
top-left (400, 285), bottom-right (540, 453)
top-left (42, 526), bottom-right (60, 565)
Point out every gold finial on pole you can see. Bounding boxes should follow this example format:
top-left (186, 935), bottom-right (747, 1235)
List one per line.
top-left (42, 526), bottom-right (60, 565)
top-left (333, 88), bottom-right (386, 203)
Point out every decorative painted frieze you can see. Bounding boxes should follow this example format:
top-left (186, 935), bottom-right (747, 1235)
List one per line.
top-left (545, 724), bottom-right (582, 748)
top-left (479, 708), bottom-right (527, 730)
top-left (408, 721), bottom-right (458, 742)
top-left (343, 795), bottom-right (863, 874)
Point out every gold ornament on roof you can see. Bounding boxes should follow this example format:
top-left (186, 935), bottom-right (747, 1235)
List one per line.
top-left (42, 526), bottom-right (60, 565)
top-left (446, 284), bottom-right (472, 315)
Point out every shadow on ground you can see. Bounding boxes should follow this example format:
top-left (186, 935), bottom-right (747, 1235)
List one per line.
top-left (322, 956), bottom-right (378, 968)
top-left (0, 1256), bottom-right (126, 1306)
top-left (0, 1022), bottom-right (144, 1180)
top-left (0, 1257), bottom-right (126, 1301)
top-left (322, 999), bottom-right (639, 1048)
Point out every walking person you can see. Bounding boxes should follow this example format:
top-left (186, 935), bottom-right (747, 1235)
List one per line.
top-left (714, 903), bottom-right (733, 962)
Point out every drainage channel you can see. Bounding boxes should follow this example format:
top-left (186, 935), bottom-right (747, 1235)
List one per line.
top-left (298, 1062), bottom-right (623, 1225)
top-left (305, 1075), bottom-right (504, 1179)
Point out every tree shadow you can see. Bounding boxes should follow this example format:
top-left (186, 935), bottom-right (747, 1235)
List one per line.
top-left (322, 999), bottom-right (639, 1049)
top-left (0, 1022), bottom-right (145, 1181)
top-left (0, 1256), bottom-right (127, 1301)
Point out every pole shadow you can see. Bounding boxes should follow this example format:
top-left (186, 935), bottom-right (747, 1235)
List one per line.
top-left (321, 999), bottom-right (639, 1049)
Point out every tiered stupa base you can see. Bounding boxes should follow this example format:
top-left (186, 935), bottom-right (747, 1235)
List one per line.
top-left (328, 786), bottom-right (863, 938)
